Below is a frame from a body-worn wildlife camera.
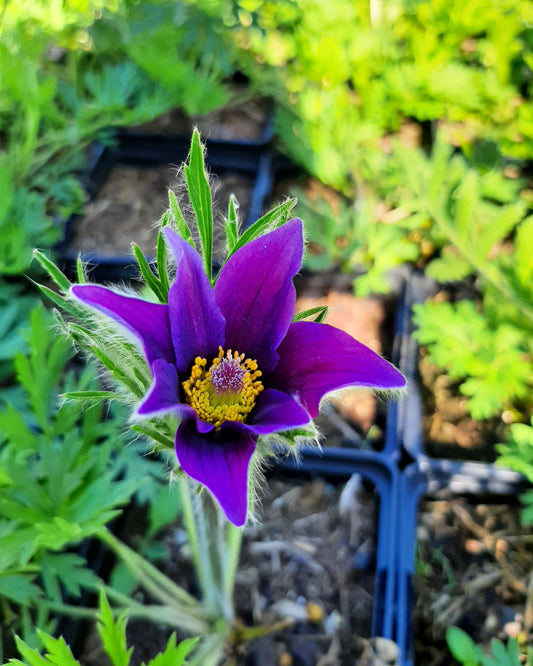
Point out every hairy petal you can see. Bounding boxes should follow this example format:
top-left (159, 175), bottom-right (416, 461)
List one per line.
top-left (245, 388), bottom-right (310, 434)
top-left (270, 321), bottom-right (406, 418)
top-left (174, 420), bottom-right (256, 527)
top-left (71, 285), bottom-right (173, 365)
top-left (164, 228), bottom-right (225, 375)
top-left (214, 219), bottom-right (303, 373)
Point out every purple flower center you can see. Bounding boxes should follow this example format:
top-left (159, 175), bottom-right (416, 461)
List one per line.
top-left (210, 354), bottom-right (246, 395)
top-left (182, 347), bottom-right (263, 430)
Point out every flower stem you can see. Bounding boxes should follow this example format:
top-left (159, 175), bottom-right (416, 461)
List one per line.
top-left (179, 480), bottom-right (221, 619)
top-left (188, 632), bottom-right (227, 666)
top-left (44, 598), bottom-right (209, 635)
top-left (96, 528), bottom-right (204, 613)
top-left (223, 522), bottom-right (243, 604)
top-left (179, 479), bottom-right (243, 626)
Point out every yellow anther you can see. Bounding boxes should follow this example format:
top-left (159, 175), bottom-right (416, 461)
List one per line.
top-left (182, 348), bottom-right (264, 431)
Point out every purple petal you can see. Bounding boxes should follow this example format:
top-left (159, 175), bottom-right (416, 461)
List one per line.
top-left (175, 419), bottom-right (257, 526)
top-left (246, 388), bottom-right (310, 434)
top-left (214, 219), bottom-right (303, 373)
top-left (136, 360), bottom-right (180, 416)
top-left (270, 321), bottom-right (406, 418)
top-left (71, 285), bottom-right (173, 366)
top-left (164, 228), bottom-right (225, 375)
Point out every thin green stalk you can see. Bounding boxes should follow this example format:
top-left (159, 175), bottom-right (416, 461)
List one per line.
top-left (97, 529), bottom-right (202, 611)
top-left (179, 479), bottom-right (242, 623)
top-left (223, 522), bottom-right (243, 605)
top-left (122, 604), bottom-right (208, 635)
top-left (44, 599), bottom-right (208, 635)
top-left (41, 602), bottom-right (98, 621)
top-left (192, 489), bottom-right (220, 617)
top-left (179, 479), bottom-right (208, 597)
top-left (188, 633), bottom-right (227, 666)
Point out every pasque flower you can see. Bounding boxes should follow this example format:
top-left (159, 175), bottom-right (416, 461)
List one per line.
top-left (71, 219), bottom-right (405, 526)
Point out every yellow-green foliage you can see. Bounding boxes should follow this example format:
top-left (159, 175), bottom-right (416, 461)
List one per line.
top-left (231, 0), bottom-right (533, 188)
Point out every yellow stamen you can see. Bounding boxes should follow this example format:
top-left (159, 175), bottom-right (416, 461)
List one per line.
top-left (182, 346), bottom-right (263, 430)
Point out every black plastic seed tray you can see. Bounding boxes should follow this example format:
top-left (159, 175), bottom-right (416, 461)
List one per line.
top-left (56, 137), bottom-right (274, 282)
top-left (272, 270), bottom-right (529, 665)
top-left (393, 272), bottom-right (529, 666)
top-left (270, 445), bottom-right (400, 643)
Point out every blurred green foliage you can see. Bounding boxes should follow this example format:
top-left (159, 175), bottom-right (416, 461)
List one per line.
top-left (0, 303), bottom-right (185, 655)
top-left (446, 626), bottom-right (523, 666)
top-left (4, 591), bottom-right (198, 666)
top-left (234, 0), bottom-right (533, 186)
top-left (215, 0), bottom-right (533, 436)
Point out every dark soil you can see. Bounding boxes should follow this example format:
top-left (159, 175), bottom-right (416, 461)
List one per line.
top-left (414, 497), bottom-right (533, 665)
top-left (69, 166), bottom-right (253, 261)
top-left (81, 476), bottom-right (379, 666)
top-left (232, 477), bottom-right (377, 665)
top-left (127, 96), bottom-right (271, 142)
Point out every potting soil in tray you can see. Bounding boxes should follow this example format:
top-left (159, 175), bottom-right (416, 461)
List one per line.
top-left (418, 349), bottom-right (506, 462)
top-left (413, 497), bottom-right (533, 666)
top-left (294, 273), bottom-right (397, 450)
top-left (69, 165), bottom-right (253, 261)
top-left (82, 476), bottom-right (378, 666)
top-left (126, 96), bottom-right (271, 143)
top-left (233, 477), bottom-right (378, 665)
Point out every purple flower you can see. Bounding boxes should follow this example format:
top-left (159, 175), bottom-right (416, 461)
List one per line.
top-left (71, 219), bottom-right (405, 526)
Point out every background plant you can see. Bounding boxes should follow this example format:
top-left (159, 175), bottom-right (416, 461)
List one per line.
top-left (1, 0), bottom-right (532, 659)
top-left (0, 301), bottom-right (203, 659)
top-left (3, 591), bottom-right (198, 666)
top-left (446, 626), bottom-right (527, 666)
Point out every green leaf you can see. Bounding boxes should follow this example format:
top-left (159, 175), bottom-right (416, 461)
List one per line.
top-left (40, 553), bottom-right (99, 600)
top-left (425, 249), bottom-right (473, 282)
top-left (109, 561), bottom-right (137, 597)
top-left (446, 626), bottom-right (482, 665)
top-left (519, 490), bottom-right (533, 525)
top-left (228, 198), bottom-right (297, 260)
top-left (183, 130), bottom-right (213, 281)
top-left (0, 403), bottom-right (40, 450)
top-left (61, 391), bottom-right (118, 401)
top-left (292, 306), bottom-right (328, 323)
top-left (76, 256), bottom-right (86, 284)
top-left (224, 194), bottom-right (239, 253)
top-left (481, 638), bottom-right (521, 666)
top-left (35, 631), bottom-right (80, 666)
top-left (0, 526), bottom-right (40, 570)
top-left (146, 485), bottom-right (181, 539)
top-left (497, 420), bottom-right (533, 484)
top-left (168, 190), bottom-right (195, 248)
top-left (10, 635), bottom-right (49, 666)
top-left (35, 284), bottom-right (72, 313)
top-left (131, 423), bottom-right (176, 450)
top-left (454, 171), bottom-right (479, 240)
top-left (156, 227), bottom-right (170, 294)
top-left (97, 590), bottom-right (133, 666)
top-left (35, 518), bottom-right (84, 550)
top-left (0, 574), bottom-right (41, 605)
top-left (145, 636), bottom-right (199, 666)
top-left (32, 250), bottom-right (72, 293)
top-left (476, 201), bottom-right (525, 259)
top-left (132, 244), bottom-right (167, 304)
top-left (91, 346), bottom-right (145, 398)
